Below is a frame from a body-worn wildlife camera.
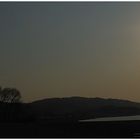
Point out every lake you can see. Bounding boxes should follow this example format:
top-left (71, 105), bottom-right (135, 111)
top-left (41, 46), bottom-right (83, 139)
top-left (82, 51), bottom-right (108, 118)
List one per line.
top-left (80, 115), bottom-right (140, 122)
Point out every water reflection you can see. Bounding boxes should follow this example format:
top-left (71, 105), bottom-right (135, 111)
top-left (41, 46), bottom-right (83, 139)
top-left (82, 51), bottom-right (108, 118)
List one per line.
top-left (80, 115), bottom-right (140, 122)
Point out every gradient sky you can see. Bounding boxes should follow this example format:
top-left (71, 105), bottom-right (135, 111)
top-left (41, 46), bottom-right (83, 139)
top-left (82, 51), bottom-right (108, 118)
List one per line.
top-left (1, 2), bottom-right (140, 102)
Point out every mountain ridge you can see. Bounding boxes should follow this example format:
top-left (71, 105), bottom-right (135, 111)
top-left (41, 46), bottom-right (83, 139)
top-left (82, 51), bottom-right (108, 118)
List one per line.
top-left (31, 96), bottom-right (140, 105)
top-left (28, 97), bottom-right (140, 121)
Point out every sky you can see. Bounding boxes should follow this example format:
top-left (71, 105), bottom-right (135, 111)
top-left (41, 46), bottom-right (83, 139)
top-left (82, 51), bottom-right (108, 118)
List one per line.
top-left (1, 2), bottom-right (140, 102)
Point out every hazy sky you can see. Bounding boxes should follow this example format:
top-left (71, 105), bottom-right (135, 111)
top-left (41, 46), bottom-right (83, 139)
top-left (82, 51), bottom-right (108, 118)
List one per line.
top-left (1, 2), bottom-right (140, 102)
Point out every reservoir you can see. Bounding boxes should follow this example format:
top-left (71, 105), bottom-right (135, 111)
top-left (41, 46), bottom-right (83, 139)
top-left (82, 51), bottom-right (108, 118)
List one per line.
top-left (80, 115), bottom-right (140, 122)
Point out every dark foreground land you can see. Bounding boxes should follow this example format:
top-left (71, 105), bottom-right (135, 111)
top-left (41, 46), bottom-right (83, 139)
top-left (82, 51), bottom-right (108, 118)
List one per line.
top-left (1, 97), bottom-right (140, 138)
top-left (0, 120), bottom-right (140, 138)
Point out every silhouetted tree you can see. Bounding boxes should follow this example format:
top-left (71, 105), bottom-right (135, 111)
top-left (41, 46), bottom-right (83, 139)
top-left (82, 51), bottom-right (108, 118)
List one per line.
top-left (0, 88), bottom-right (21, 103)
top-left (0, 87), bottom-right (22, 121)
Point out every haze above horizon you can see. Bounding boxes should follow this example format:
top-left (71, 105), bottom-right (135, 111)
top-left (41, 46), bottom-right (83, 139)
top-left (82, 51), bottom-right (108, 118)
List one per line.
top-left (0, 2), bottom-right (140, 102)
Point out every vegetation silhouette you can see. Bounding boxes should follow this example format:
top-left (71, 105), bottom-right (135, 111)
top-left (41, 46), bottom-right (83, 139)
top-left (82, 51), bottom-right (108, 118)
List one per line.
top-left (0, 87), bottom-right (31, 122)
top-left (0, 87), bottom-right (21, 103)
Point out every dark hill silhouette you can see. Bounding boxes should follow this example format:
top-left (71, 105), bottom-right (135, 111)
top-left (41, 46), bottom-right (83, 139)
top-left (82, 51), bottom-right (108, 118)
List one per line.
top-left (29, 97), bottom-right (140, 122)
top-left (1, 96), bottom-right (140, 123)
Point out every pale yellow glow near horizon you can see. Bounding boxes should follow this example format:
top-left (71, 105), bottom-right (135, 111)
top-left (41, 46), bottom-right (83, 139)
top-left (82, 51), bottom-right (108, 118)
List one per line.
top-left (1, 3), bottom-right (140, 102)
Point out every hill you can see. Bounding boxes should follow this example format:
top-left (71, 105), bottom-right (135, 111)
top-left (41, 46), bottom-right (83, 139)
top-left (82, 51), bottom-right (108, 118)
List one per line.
top-left (29, 97), bottom-right (140, 122)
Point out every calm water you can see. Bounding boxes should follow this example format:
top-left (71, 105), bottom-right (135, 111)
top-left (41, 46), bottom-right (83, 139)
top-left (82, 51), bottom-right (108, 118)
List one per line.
top-left (80, 115), bottom-right (140, 122)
